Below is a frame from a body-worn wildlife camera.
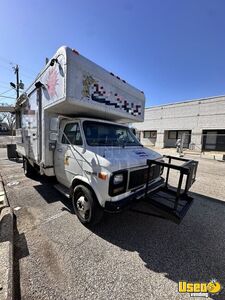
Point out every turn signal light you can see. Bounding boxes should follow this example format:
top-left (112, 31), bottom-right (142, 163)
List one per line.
top-left (98, 172), bottom-right (108, 180)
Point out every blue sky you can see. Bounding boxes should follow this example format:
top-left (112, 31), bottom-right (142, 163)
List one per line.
top-left (1, 0), bottom-right (225, 107)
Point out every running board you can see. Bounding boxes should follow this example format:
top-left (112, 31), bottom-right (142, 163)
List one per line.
top-left (54, 184), bottom-right (70, 198)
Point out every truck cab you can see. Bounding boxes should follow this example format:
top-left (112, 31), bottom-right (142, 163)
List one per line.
top-left (53, 117), bottom-right (163, 224)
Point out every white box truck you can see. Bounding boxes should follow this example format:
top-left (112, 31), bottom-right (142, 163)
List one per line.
top-left (15, 46), bottom-right (198, 225)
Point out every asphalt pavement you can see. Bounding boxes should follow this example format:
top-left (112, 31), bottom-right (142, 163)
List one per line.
top-left (0, 148), bottom-right (225, 300)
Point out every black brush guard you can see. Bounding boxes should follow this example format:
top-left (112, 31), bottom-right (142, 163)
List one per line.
top-left (131, 155), bottom-right (198, 224)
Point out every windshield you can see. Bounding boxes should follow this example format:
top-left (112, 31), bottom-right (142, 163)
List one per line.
top-left (83, 121), bottom-right (141, 147)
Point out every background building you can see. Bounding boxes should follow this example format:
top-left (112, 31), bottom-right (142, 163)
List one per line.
top-left (134, 95), bottom-right (225, 151)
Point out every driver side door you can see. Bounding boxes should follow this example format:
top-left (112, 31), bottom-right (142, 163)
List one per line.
top-left (54, 121), bottom-right (83, 187)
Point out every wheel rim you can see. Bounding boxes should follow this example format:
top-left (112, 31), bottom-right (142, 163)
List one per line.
top-left (76, 194), bottom-right (91, 221)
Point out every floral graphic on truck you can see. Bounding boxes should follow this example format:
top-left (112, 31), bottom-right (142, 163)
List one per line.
top-left (46, 67), bottom-right (58, 98)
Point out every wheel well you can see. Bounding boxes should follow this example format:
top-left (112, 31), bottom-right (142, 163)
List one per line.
top-left (23, 156), bottom-right (40, 172)
top-left (70, 179), bottom-right (98, 201)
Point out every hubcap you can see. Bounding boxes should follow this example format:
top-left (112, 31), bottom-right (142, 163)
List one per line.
top-left (76, 195), bottom-right (91, 220)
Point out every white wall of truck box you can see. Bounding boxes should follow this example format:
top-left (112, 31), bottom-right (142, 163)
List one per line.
top-left (16, 46), bottom-right (145, 170)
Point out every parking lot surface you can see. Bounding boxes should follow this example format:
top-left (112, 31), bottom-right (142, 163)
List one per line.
top-left (0, 148), bottom-right (225, 300)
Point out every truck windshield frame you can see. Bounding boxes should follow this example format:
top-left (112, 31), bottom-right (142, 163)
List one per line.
top-left (83, 121), bottom-right (141, 147)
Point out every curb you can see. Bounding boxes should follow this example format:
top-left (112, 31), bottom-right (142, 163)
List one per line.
top-left (0, 179), bottom-right (9, 212)
top-left (0, 179), bottom-right (14, 300)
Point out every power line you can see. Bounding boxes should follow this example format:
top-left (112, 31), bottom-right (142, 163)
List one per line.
top-left (20, 64), bottom-right (36, 76)
top-left (0, 56), bottom-right (15, 65)
top-left (0, 57), bottom-right (12, 65)
top-left (0, 94), bottom-right (16, 99)
top-left (0, 64), bottom-right (12, 72)
top-left (0, 55), bottom-right (36, 76)
top-left (0, 80), bottom-right (10, 85)
top-left (0, 64), bottom-right (33, 86)
top-left (0, 95), bottom-right (16, 99)
top-left (0, 89), bottom-right (13, 95)
top-left (0, 84), bottom-right (10, 89)
top-left (0, 88), bottom-right (14, 97)
top-left (0, 85), bottom-right (16, 93)
top-left (20, 72), bottom-right (33, 79)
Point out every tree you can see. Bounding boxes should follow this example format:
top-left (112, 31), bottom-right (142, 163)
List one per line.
top-left (0, 103), bottom-right (16, 134)
top-left (2, 112), bottom-right (15, 134)
top-left (0, 113), bottom-right (6, 123)
top-left (0, 102), bottom-right (8, 123)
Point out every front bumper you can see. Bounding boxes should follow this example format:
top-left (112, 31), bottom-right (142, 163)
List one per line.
top-left (105, 178), bottom-right (164, 212)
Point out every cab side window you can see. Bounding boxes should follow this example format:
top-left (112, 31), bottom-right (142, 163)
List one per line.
top-left (62, 123), bottom-right (82, 145)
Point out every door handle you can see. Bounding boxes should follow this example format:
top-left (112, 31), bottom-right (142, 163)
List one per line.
top-left (57, 148), bottom-right (63, 152)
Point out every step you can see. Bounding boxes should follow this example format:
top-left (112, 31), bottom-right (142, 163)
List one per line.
top-left (54, 184), bottom-right (70, 198)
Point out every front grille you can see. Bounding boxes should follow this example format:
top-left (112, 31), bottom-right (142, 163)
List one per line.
top-left (128, 165), bottom-right (160, 190)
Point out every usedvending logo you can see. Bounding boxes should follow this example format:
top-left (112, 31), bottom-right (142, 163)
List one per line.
top-left (178, 279), bottom-right (222, 297)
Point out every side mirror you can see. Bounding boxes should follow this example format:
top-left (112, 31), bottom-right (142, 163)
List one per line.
top-left (50, 117), bottom-right (59, 131)
top-left (49, 132), bottom-right (58, 141)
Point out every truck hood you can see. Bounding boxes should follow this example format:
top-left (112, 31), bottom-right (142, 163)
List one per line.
top-left (88, 146), bottom-right (162, 172)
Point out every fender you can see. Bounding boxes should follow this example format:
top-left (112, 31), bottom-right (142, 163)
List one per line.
top-left (70, 175), bottom-right (105, 207)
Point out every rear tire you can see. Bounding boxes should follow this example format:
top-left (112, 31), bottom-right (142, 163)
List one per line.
top-left (23, 158), bottom-right (36, 178)
top-left (72, 184), bottom-right (103, 226)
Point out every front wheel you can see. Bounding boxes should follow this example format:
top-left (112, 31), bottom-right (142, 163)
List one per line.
top-left (72, 184), bottom-right (103, 226)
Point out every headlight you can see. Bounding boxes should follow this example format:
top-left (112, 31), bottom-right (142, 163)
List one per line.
top-left (113, 174), bottom-right (124, 184)
top-left (109, 170), bottom-right (128, 196)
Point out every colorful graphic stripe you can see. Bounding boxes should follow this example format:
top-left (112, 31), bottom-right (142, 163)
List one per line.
top-left (91, 83), bottom-right (142, 116)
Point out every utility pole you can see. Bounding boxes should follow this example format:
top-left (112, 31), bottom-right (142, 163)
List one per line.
top-left (14, 65), bottom-right (19, 99)
top-left (10, 64), bottom-right (24, 128)
top-left (13, 65), bottom-right (20, 128)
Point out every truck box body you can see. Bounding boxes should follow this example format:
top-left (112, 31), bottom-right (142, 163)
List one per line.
top-left (24, 46), bottom-right (145, 120)
top-left (16, 46), bottom-right (145, 170)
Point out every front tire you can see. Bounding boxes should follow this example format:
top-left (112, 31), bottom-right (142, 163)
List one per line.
top-left (72, 184), bottom-right (103, 226)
